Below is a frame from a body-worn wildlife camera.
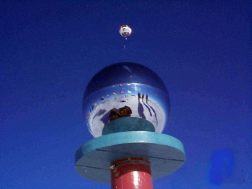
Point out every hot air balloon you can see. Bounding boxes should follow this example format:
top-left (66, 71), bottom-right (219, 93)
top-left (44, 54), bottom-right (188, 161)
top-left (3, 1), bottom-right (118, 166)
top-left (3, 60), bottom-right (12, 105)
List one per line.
top-left (119, 25), bottom-right (132, 39)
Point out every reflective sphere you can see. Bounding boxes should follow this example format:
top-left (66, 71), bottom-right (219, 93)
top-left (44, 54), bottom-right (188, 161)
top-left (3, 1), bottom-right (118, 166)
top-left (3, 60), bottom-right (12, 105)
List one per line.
top-left (83, 62), bottom-right (170, 137)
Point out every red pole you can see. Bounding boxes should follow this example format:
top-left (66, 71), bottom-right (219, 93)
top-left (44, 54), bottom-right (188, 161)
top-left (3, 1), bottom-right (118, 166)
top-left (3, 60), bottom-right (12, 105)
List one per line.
top-left (111, 157), bottom-right (153, 189)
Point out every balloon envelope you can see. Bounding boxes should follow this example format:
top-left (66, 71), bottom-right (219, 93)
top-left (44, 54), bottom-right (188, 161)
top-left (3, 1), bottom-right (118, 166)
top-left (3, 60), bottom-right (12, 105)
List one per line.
top-left (119, 25), bottom-right (132, 38)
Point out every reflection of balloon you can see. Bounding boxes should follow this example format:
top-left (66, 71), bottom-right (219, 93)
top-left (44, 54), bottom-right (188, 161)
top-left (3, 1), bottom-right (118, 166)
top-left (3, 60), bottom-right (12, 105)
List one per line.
top-left (119, 25), bottom-right (132, 38)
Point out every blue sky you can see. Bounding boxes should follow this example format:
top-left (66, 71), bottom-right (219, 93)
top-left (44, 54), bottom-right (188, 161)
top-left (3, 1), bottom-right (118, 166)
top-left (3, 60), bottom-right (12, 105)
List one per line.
top-left (0, 1), bottom-right (251, 189)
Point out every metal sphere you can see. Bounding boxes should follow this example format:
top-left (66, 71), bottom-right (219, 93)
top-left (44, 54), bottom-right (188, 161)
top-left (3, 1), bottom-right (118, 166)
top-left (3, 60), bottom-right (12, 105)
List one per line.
top-left (83, 62), bottom-right (170, 137)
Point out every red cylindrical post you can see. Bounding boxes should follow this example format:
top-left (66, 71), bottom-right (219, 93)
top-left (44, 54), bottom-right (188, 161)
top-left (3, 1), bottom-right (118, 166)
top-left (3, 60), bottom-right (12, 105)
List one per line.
top-left (111, 157), bottom-right (153, 189)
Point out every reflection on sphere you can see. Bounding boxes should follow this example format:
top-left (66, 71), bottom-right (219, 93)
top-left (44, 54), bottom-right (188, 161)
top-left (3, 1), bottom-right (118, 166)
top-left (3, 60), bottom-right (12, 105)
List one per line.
top-left (83, 62), bottom-right (170, 137)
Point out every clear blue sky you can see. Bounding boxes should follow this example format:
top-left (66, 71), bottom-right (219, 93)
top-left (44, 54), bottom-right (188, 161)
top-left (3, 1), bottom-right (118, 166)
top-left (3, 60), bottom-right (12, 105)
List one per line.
top-left (0, 1), bottom-right (251, 189)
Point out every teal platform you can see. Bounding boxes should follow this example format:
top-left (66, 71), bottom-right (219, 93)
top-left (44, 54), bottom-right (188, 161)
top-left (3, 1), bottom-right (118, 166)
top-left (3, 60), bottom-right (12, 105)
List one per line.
top-left (75, 131), bottom-right (185, 182)
top-left (102, 117), bottom-right (155, 135)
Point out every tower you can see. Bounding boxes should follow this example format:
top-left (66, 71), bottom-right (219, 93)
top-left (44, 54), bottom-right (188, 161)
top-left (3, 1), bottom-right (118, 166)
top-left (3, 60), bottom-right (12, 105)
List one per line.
top-left (75, 62), bottom-right (185, 189)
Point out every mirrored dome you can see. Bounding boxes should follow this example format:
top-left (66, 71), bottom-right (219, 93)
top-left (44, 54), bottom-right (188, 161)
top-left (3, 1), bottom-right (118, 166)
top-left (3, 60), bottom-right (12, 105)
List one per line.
top-left (83, 62), bottom-right (170, 137)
